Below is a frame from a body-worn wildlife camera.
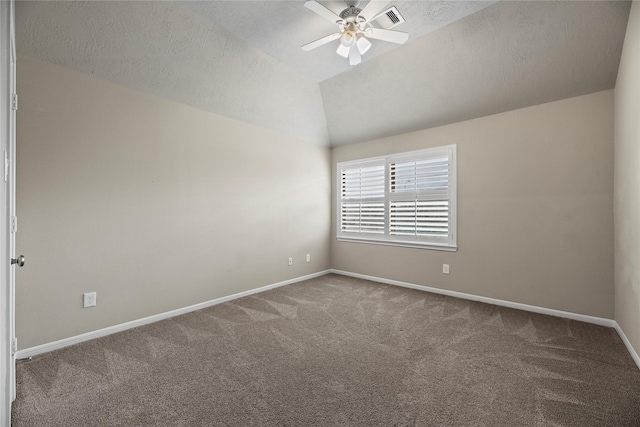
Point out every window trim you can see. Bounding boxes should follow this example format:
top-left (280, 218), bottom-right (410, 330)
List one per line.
top-left (336, 145), bottom-right (457, 251)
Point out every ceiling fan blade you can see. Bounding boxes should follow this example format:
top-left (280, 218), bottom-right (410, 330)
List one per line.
top-left (336, 43), bottom-right (350, 58)
top-left (358, 1), bottom-right (391, 22)
top-left (365, 28), bottom-right (409, 44)
top-left (304, 1), bottom-right (341, 24)
top-left (349, 44), bottom-right (361, 65)
top-left (302, 32), bottom-right (341, 51)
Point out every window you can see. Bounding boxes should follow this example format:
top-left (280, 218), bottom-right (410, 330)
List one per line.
top-left (337, 145), bottom-right (456, 251)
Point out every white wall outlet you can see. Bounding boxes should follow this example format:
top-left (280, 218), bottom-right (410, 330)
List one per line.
top-left (288, 257), bottom-right (293, 266)
top-left (443, 264), bottom-right (450, 275)
top-left (306, 254), bottom-right (310, 263)
top-left (83, 292), bottom-right (97, 308)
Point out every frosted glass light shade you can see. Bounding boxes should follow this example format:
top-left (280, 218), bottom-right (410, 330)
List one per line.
top-left (340, 31), bottom-right (355, 47)
top-left (356, 36), bottom-right (372, 55)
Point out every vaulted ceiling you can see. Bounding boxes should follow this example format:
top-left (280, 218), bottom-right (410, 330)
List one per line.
top-left (16, 1), bottom-right (631, 147)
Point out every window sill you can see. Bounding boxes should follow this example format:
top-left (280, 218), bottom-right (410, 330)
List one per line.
top-left (336, 236), bottom-right (457, 252)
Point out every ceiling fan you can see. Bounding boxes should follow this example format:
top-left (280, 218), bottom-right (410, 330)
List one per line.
top-left (301, 1), bottom-right (409, 66)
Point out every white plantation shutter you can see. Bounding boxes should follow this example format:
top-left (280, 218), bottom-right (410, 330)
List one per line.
top-left (389, 200), bottom-right (449, 237)
top-left (389, 155), bottom-right (451, 239)
top-left (337, 145), bottom-right (456, 250)
top-left (390, 157), bottom-right (449, 198)
top-left (341, 164), bottom-right (385, 199)
top-left (339, 163), bottom-right (385, 235)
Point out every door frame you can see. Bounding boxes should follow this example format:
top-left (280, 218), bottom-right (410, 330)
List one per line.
top-left (1, 0), bottom-right (16, 424)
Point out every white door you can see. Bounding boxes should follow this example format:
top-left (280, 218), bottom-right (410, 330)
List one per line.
top-left (1, 0), bottom-right (17, 424)
top-left (8, 0), bottom-right (17, 404)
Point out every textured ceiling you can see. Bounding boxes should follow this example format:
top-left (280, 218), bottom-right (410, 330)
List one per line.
top-left (15, 0), bottom-right (330, 145)
top-left (15, 1), bottom-right (631, 147)
top-left (179, 1), bottom-right (498, 82)
top-left (322, 0), bottom-right (631, 145)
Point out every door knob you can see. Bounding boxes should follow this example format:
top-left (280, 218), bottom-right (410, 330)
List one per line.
top-left (11, 255), bottom-right (25, 267)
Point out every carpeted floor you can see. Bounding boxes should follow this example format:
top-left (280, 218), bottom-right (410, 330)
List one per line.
top-left (11, 274), bottom-right (640, 426)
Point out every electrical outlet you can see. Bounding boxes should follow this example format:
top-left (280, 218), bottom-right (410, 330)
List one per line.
top-left (306, 254), bottom-right (311, 263)
top-left (83, 292), bottom-right (97, 308)
top-left (443, 264), bottom-right (450, 275)
top-left (288, 257), bottom-right (293, 266)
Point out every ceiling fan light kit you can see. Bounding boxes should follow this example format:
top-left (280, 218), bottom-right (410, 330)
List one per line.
top-left (340, 29), bottom-right (355, 47)
top-left (356, 34), bottom-right (372, 54)
top-left (301, 0), bottom-right (409, 66)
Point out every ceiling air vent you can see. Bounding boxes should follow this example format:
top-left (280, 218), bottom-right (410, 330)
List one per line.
top-left (371, 6), bottom-right (405, 30)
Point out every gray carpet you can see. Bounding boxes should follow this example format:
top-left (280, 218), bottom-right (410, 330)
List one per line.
top-left (11, 274), bottom-right (640, 426)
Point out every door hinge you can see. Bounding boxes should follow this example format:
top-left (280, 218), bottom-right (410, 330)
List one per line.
top-left (11, 216), bottom-right (17, 233)
top-left (12, 338), bottom-right (17, 354)
top-left (4, 151), bottom-right (7, 182)
top-left (11, 94), bottom-right (17, 111)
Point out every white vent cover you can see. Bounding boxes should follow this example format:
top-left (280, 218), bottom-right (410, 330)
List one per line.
top-left (371, 6), bottom-right (405, 30)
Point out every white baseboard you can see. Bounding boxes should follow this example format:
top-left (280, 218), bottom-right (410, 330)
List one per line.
top-left (330, 269), bottom-right (616, 327)
top-left (16, 270), bottom-right (331, 360)
top-left (18, 268), bottom-right (640, 373)
top-left (613, 322), bottom-right (640, 371)
top-left (330, 269), bottom-right (640, 371)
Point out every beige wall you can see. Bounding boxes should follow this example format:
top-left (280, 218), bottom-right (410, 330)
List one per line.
top-left (16, 56), bottom-right (331, 349)
top-left (16, 51), bottom-right (620, 349)
top-left (615, 2), bottom-right (640, 357)
top-left (332, 90), bottom-right (615, 318)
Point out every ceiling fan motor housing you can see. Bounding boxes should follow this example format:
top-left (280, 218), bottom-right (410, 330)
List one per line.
top-left (340, 5), bottom-right (362, 23)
